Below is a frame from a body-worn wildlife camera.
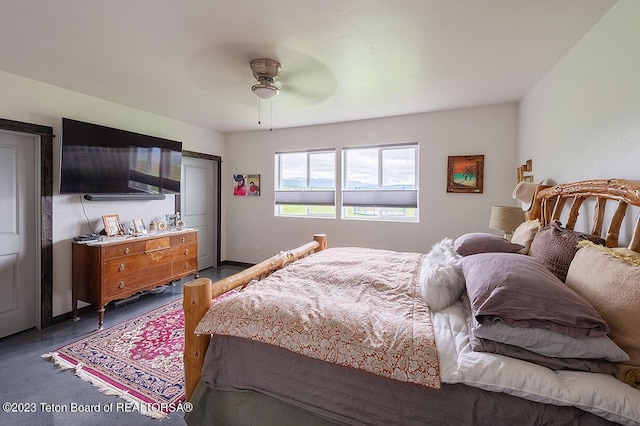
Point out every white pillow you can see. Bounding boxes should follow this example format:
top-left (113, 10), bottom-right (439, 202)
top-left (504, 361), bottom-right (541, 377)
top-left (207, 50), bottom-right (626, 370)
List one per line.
top-left (420, 238), bottom-right (465, 311)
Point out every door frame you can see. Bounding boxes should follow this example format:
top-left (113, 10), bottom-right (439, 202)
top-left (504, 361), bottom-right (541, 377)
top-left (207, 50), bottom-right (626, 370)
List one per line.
top-left (176, 150), bottom-right (222, 267)
top-left (0, 118), bottom-right (53, 329)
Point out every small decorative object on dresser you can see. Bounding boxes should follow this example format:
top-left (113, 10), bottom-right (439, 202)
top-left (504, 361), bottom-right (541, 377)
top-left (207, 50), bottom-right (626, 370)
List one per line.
top-left (132, 218), bottom-right (146, 235)
top-left (72, 229), bottom-right (198, 329)
top-left (101, 214), bottom-right (121, 237)
top-left (166, 213), bottom-right (178, 228)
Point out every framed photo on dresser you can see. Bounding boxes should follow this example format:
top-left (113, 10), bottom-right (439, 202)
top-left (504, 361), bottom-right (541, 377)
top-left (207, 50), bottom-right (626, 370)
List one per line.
top-left (102, 214), bottom-right (121, 237)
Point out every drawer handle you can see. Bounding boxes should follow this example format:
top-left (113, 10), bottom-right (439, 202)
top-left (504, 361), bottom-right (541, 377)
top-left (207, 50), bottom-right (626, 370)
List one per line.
top-left (118, 263), bottom-right (125, 272)
top-left (123, 247), bottom-right (130, 254)
top-left (181, 237), bottom-right (186, 243)
top-left (184, 249), bottom-right (189, 256)
top-left (118, 281), bottom-right (125, 289)
top-left (183, 262), bottom-right (189, 270)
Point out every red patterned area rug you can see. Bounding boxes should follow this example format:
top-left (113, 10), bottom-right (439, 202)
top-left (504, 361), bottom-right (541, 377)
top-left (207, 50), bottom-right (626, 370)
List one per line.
top-left (43, 299), bottom-right (190, 419)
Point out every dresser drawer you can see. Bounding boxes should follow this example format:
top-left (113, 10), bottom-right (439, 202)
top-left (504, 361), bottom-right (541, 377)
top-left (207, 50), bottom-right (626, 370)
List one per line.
top-left (168, 241), bottom-right (197, 260)
top-left (102, 240), bottom-right (146, 259)
top-left (172, 259), bottom-right (198, 277)
top-left (103, 250), bottom-right (171, 280)
top-left (170, 231), bottom-right (197, 245)
top-left (103, 266), bottom-right (172, 299)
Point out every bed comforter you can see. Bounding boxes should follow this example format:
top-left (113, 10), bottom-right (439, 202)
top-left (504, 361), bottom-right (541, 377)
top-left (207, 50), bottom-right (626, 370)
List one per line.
top-left (195, 247), bottom-right (440, 388)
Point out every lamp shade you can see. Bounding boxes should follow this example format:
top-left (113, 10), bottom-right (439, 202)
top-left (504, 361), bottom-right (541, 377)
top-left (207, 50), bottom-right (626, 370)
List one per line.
top-left (489, 205), bottom-right (525, 234)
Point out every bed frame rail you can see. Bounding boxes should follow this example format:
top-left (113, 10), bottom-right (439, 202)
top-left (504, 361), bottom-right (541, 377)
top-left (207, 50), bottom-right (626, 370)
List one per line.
top-left (534, 179), bottom-right (640, 250)
top-left (183, 234), bottom-right (327, 400)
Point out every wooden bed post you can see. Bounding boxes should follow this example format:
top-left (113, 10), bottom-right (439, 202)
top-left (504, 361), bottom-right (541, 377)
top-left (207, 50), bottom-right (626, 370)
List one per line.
top-left (525, 184), bottom-right (551, 221)
top-left (183, 277), bottom-right (212, 401)
top-left (313, 234), bottom-right (327, 251)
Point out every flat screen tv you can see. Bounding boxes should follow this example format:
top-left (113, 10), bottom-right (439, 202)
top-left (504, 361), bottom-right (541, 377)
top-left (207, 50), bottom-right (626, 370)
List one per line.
top-left (60, 118), bottom-right (182, 197)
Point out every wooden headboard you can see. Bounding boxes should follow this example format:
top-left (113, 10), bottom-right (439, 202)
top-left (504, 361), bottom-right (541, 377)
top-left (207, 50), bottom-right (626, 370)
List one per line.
top-left (532, 179), bottom-right (640, 251)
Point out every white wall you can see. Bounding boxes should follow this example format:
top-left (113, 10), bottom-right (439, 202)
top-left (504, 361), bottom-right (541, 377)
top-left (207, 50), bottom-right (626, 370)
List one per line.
top-left (519, 0), bottom-right (639, 182)
top-left (518, 0), bottom-right (640, 246)
top-left (223, 103), bottom-right (519, 263)
top-left (0, 70), bottom-right (225, 316)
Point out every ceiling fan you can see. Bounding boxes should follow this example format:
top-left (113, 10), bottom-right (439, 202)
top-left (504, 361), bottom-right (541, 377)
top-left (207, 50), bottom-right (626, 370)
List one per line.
top-left (185, 44), bottom-right (337, 108)
top-left (250, 58), bottom-right (283, 100)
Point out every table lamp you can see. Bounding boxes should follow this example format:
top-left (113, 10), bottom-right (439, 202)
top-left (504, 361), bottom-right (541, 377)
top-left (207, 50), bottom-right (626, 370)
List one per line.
top-left (489, 205), bottom-right (525, 240)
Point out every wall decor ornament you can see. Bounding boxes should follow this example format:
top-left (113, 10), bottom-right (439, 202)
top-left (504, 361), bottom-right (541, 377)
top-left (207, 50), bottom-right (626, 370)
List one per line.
top-left (233, 174), bottom-right (260, 196)
top-left (447, 155), bottom-right (484, 193)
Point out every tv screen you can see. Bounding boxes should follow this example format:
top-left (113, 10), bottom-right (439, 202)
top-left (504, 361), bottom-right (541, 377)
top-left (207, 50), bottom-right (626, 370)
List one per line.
top-left (60, 118), bottom-right (182, 195)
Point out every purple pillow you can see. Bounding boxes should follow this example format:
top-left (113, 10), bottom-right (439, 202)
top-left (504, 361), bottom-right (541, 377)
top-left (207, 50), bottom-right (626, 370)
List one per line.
top-left (462, 252), bottom-right (609, 338)
top-left (454, 233), bottom-right (524, 256)
top-left (529, 220), bottom-right (605, 282)
top-left (461, 294), bottom-right (615, 374)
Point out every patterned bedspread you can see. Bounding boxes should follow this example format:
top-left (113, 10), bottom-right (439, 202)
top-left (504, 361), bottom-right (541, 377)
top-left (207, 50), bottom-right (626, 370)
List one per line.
top-left (195, 247), bottom-right (440, 389)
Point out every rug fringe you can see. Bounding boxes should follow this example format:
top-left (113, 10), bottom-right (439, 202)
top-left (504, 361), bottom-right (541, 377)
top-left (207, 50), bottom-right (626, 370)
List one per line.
top-left (43, 351), bottom-right (166, 419)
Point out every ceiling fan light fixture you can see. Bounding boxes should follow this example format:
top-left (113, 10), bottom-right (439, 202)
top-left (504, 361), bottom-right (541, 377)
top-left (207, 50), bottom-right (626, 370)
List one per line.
top-left (251, 82), bottom-right (280, 99)
top-left (250, 58), bottom-right (282, 100)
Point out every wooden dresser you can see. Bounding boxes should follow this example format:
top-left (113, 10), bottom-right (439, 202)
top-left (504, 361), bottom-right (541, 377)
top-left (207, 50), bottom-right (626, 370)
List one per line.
top-left (72, 229), bottom-right (198, 329)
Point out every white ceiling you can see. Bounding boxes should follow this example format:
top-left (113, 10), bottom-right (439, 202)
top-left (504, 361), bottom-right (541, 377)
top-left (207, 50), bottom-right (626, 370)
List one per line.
top-left (0, 1), bottom-right (617, 133)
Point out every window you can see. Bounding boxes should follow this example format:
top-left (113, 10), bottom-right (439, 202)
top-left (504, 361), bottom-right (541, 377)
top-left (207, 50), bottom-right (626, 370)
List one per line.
top-left (275, 149), bottom-right (336, 218)
top-left (342, 143), bottom-right (418, 221)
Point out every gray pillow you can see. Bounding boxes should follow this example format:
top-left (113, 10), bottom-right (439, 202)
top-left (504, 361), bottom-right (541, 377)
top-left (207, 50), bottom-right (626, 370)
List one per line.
top-left (454, 232), bottom-right (524, 256)
top-left (462, 252), bottom-right (609, 337)
top-left (468, 334), bottom-right (617, 374)
top-left (471, 313), bottom-right (628, 361)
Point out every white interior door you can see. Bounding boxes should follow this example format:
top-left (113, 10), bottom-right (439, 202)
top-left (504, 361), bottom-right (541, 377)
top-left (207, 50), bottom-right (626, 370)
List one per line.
top-left (181, 156), bottom-right (217, 269)
top-left (0, 131), bottom-right (37, 338)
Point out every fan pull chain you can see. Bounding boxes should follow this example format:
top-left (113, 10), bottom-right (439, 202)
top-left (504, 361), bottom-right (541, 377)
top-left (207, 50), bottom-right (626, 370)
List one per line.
top-left (258, 97), bottom-right (261, 125)
top-left (256, 96), bottom-right (273, 130)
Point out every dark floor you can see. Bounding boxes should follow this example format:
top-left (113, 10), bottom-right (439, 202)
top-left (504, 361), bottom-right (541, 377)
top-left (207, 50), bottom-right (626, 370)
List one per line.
top-left (0, 265), bottom-right (245, 426)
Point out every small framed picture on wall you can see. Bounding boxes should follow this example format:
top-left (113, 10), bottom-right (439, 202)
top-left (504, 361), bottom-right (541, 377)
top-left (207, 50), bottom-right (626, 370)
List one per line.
top-left (233, 174), bottom-right (260, 196)
top-left (447, 155), bottom-right (484, 193)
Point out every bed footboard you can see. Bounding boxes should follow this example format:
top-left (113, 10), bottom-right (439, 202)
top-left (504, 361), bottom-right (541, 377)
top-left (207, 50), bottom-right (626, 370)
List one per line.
top-left (183, 234), bottom-right (327, 400)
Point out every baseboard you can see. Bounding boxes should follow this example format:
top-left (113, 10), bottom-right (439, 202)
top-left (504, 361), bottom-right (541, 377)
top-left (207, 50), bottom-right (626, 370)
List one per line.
top-left (51, 305), bottom-right (95, 325)
top-left (220, 260), bottom-right (254, 268)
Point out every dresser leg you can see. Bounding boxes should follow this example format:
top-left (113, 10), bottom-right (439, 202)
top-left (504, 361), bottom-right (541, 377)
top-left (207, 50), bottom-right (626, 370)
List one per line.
top-left (72, 299), bottom-right (79, 321)
top-left (97, 306), bottom-right (105, 330)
